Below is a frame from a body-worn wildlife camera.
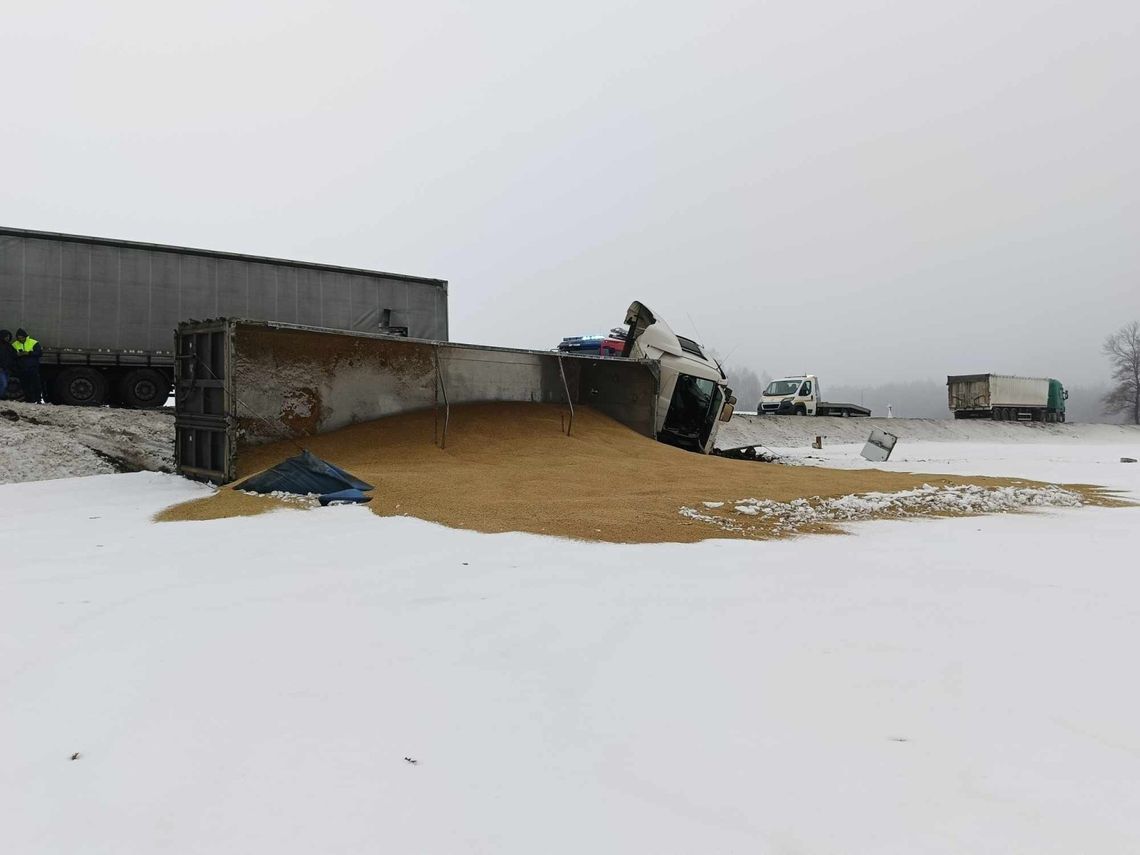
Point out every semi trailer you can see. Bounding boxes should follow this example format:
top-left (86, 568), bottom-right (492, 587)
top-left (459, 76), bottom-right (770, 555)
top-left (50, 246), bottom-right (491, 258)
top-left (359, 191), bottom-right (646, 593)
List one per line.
top-left (0, 227), bottom-right (448, 407)
top-left (947, 374), bottom-right (1067, 421)
top-left (756, 374), bottom-right (871, 417)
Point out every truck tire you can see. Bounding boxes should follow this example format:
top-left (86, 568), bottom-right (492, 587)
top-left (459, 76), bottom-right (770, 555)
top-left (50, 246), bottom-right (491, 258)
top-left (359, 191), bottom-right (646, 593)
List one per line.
top-left (53, 367), bottom-right (108, 407)
top-left (794, 405), bottom-right (806, 416)
top-left (118, 369), bottom-right (170, 409)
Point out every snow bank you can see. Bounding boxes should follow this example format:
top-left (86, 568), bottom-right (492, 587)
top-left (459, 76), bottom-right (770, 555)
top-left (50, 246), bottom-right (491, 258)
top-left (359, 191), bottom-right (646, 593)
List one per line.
top-left (720, 413), bottom-right (1140, 450)
top-left (0, 402), bottom-right (173, 484)
top-left (3, 467), bottom-right (1140, 853)
top-left (682, 483), bottom-right (1084, 534)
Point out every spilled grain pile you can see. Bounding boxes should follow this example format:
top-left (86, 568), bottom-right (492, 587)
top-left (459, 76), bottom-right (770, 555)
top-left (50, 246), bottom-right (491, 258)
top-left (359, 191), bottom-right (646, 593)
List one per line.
top-left (157, 402), bottom-right (1111, 542)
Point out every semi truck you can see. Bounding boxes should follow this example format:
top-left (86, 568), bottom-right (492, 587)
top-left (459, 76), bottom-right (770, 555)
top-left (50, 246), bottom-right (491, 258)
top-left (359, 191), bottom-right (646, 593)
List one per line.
top-left (552, 303), bottom-right (737, 453)
top-left (947, 374), bottom-right (1067, 422)
top-left (0, 226), bottom-right (448, 407)
top-left (175, 301), bottom-right (737, 482)
top-left (755, 374), bottom-right (871, 417)
top-left (620, 301), bottom-right (736, 453)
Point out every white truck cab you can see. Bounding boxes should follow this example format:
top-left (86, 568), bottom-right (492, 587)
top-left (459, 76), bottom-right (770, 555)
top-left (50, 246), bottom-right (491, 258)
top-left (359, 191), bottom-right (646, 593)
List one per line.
top-left (757, 375), bottom-right (871, 417)
top-left (622, 301), bottom-right (736, 453)
top-left (759, 375), bottom-right (820, 415)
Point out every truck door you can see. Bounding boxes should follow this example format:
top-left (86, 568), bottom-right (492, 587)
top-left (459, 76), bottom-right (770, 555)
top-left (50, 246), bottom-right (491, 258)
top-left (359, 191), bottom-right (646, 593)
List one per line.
top-left (799, 379), bottom-right (816, 415)
top-left (660, 373), bottom-right (721, 451)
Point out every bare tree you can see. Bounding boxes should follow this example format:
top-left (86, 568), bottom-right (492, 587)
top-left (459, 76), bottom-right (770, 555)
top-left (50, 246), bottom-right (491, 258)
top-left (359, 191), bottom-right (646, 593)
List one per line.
top-left (1102, 320), bottom-right (1140, 425)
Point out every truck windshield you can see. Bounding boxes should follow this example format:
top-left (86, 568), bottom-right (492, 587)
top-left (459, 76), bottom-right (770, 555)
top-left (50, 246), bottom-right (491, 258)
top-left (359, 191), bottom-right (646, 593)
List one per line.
top-left (661, 374), bottom-right (721, 451)
top-left (764, 380), bottom-right (801, 396)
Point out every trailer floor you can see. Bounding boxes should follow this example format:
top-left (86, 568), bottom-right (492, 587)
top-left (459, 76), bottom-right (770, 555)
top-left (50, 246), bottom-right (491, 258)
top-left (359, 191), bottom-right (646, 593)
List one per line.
top-left (157, 403), bottom-right (1119, 542)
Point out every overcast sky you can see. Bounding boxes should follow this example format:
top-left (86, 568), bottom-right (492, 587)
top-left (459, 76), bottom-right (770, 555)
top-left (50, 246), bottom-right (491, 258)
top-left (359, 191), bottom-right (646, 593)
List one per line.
top-left (2, 0), bottom-right (1137, 386)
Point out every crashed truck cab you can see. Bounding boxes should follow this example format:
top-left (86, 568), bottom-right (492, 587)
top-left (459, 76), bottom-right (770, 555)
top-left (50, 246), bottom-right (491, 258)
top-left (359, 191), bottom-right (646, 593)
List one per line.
top-left (621, 301), bottom-right (735, 454)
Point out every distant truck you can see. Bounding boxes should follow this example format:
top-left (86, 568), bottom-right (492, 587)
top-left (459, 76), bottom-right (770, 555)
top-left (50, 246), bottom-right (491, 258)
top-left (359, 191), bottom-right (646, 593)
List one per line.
top-left (947, 374), bottom-right (1067, 422)
top-left (756, 374), bottom-right (871, 417)
top-left (0, 226), bottom-right (448, 407)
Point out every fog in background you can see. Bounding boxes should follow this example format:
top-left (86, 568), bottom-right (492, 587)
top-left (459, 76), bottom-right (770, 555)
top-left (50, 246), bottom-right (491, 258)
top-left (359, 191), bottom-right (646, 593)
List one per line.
top-left (2, 1), bottom-right (1137, 415)
top-left (721, 362), bottom-right (1118, 421)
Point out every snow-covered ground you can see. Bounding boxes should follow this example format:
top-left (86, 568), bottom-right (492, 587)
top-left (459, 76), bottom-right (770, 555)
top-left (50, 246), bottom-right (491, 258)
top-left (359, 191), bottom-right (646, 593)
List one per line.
top-left (720, 412), bottom-right (1140, 449)
top-left (0, 402), bottom-right (173, 483)
top-left (3, 437), bottom-right (1140, 853)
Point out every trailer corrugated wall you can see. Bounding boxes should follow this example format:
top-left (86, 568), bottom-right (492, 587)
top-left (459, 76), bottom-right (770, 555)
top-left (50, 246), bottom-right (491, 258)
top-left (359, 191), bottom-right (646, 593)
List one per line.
top-left (989, 375), bottom-right (1049, 407)
top-left (176, 320), bottom-right (660, 484)
top-left (0, 227), bottom-right (449, 355)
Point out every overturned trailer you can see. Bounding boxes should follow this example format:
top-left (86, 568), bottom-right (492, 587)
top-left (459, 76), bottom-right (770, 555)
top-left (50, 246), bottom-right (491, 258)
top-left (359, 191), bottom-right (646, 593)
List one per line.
top-left (174, 320), bottom-right (661, 483)
top-left (174, 302), bottom-right (735, 484)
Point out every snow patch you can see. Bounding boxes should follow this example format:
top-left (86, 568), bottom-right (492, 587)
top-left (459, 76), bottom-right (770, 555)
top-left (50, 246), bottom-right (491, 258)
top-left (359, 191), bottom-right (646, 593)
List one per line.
top-left (238, 489), bottom-right (320, 507)
top-left (0, 402), bottom-right (173, 484)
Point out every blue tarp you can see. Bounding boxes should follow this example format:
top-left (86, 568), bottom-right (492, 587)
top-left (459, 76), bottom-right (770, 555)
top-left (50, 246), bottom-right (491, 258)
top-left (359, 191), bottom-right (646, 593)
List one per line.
top-left (239, 451), bottom-right (374, 501)
top-left (318, 489), bottom-right (372, 506)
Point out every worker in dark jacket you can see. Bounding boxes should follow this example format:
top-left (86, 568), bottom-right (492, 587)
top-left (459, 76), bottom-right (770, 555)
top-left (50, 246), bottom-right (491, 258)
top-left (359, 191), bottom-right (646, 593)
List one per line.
top-left (13, 328), bottom-right (43, 403)
top-left (0, 330), bottom-right (15, 400)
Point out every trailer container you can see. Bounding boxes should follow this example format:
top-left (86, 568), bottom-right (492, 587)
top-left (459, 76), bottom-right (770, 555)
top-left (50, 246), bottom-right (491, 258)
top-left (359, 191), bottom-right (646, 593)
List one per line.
top-left (0, 227), bottom-right (448, 407)
top-left (947, 373), bottom-right (1067, 422)
top-left (175, 319), bottom-right (660, 483)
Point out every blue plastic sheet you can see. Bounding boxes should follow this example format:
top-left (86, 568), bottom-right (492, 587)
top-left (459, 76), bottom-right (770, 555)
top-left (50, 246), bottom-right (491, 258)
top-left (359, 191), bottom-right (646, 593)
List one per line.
top-left (318, 489), bottom-right (373, 506)
top-left (239, 451), bottom-right (374, 499)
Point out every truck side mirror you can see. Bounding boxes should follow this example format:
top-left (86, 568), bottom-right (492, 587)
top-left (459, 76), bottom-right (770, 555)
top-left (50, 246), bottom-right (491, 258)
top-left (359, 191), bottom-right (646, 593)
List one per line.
top-left (1063, 390), bottom-right (1069, 400)
top-left (719, 401), bottom-right (735, 422)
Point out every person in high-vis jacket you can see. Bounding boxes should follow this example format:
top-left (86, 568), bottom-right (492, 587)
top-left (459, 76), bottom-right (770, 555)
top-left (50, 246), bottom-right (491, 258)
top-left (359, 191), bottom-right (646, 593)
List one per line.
top-left (0, 330), bottom-right (16, 400)
top-left (13, 328), bottom-right (43, 403)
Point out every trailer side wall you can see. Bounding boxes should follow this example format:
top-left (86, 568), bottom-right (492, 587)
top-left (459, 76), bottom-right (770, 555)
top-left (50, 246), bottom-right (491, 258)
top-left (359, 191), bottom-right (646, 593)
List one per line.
top-left (176, 320), bottom-right (659, 483)
top-left (0, 230), bottom-right (449, 354)
top-left (989, 375), bottom-right (1050, 407)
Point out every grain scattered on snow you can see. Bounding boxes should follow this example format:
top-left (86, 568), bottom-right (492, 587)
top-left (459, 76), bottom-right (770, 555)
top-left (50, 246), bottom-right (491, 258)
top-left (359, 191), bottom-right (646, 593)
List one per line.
top-left (681, 483), bottom-right (1085, 533)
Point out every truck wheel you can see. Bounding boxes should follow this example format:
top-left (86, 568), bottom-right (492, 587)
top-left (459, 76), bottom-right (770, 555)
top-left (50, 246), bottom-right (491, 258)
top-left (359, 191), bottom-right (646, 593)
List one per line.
top-left (118, 369), bottom-right (170, 409)
top-left (794, 405), bottom-right (806, 416)
top-left (54, 367), bottom-right (108, 407)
